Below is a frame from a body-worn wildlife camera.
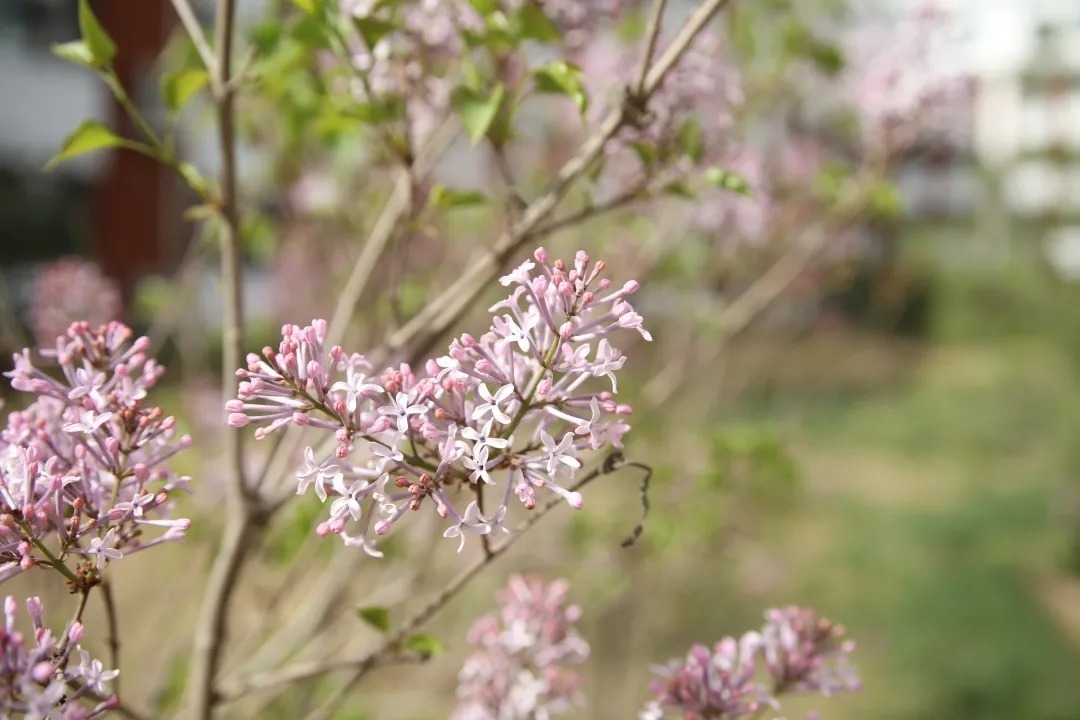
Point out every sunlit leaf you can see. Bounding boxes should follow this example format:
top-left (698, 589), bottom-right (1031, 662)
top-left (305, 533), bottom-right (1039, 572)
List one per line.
top-left (516, 2), bottom-right (559, 42)
top-left (533, 61), bottom-right (588, 115)
top-left (45, 121), bottom-right (149, 171)
top-left (452, 84), bottom-right (506, 146)
top-left (352, 16), bottom-right (398, 48)
top-left (162, 68), bottom-right (210, 112)
top-left (406, 633), bottom-right (444, 659)
top-left (51, 40), bottom-right (95, 68)
top-left (705, 167), bottom-right (751, 196)
top-left (357, 606), bottom-right (391, 633)
top-left (79, 0), bottom-right (116, 66)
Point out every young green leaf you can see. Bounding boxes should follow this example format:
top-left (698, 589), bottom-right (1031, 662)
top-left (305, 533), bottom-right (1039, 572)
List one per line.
top-left (429, 185), bottom-right (489, 209)
top-left (162, 69), bottom-right (210, 113)
top-left (705, 167), bottom-right (751, 196)
top-left (352, 16), bottom-right (398, 48)
top-left (357, 606), bottom-right (391, 633)
top-left (78, 0), bottom-right (117, 67)
top-left (533, 61), bottom-right (588, 115)
top-left (515, 2), bottom-right (560, 42)
top-left (406, 633), bottom-right (444, 659)
top-left (51, 41), bottom-right (95, 68)
top-left (45, 121), bottom-right (148, 171)
top-left (452, 84), bottom-right (506, 146)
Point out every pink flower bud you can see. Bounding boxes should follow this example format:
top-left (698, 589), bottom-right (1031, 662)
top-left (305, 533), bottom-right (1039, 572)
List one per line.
top-left (31, 660), bottom-right (54, 684)
top-left (228, 413), bottom-right (251, 428)
top-left (374, 519), bottom-right (393, 535)
top-left (68, 621), bottom-right (84, 643)
top-left (534, 247), bottom-right (548, 263)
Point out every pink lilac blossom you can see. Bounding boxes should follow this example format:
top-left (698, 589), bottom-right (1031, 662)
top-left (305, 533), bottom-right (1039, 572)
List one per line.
top-left (1, 322), bottom-right (192, 585)
top-left (453, 574), bottom-right (589, 720)
top-left (229, 246), bottom-right (647, 555)
top-left (641, 607), bottom-right (858, 720)
top-left (29, 258), bottom-right (121, 352)
top-left (0, 596), bottom-right (118, 719)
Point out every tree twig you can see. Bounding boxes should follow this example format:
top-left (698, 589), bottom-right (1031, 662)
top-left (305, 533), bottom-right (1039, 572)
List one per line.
top-left (635, 0), bottom-right (670, 96)
top-left (187, 0), bottom-right (252, 716)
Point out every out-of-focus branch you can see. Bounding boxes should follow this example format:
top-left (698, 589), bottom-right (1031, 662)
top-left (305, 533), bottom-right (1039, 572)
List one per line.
top-left (168, 0), bottom-right (219, 93)
top-left (383, 0), bottom-right (736, 365)
top-left (188, 0), bottom-right (251, 716)
top-left (218, 453), bottom-right (632, 704)
top-left (635, 0), bottom-right (670, 95)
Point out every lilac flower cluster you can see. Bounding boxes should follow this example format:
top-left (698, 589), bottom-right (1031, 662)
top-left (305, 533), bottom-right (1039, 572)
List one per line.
top-left (2, 321), bottom-right (192, 586)
top-left (641, 606), bottom-right (858, 720)
top-left (229, 246), bottom-right (647, 556)
top-left (29, 258), bottom-right (121, 351)
top-left (0, 596), bottom-right (118, 719)
top-left (453, 574), bottom-right (589, 720)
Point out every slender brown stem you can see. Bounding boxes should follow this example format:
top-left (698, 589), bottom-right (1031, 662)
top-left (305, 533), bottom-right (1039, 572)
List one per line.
top-left (188, 0), bottom-right (251, 716)
top-left (635, 0), bottom-right (670, 95)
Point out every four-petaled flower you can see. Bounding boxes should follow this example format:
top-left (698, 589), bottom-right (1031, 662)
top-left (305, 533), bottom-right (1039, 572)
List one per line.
top-left (83, 528), bottom-right (123, 570)
top-left (62, 409), bottom-right (112, 435)
top-left (539, 430), bottom-right (581, 477)
top-left (443, 501), bottom-right (491, 552)
top-left (462, 444), bottom-right (493, 485)
top-left (473, 383), bottom-right (515, 425)
top-left (330, 366), bottom-right (383, 413)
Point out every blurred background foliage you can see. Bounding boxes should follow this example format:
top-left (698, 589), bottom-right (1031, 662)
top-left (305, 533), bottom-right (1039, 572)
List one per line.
top-left (2, 0), bottom-right (1080, 717)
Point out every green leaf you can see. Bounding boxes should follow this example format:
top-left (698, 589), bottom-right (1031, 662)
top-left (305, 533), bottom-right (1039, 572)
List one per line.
top-left (533, 61), bottom-right (588, 115)
top-left (51, 40), bottom-right (95, 68)
top-left (352, 16), bottom-right (398, 48)
top-left (705, 167), bottom-right (751, 196)
top-left (516, 2), bottom-right (560, 42)
top-left (405, 633), bottom-right (444, 659)
top-left (676, 119), bottom-right (704, 164)
top-left (809, 41), bottom-right (845, 76)
top-left (429, 185), bottom-right (489, 208)
top-left (178, 163), bottom-right (210, 197)
top-left (162, 68), bottom-right (210, 112)
top-left (46, 121), bottom-right (142, 170)
top-left (452, 84), bottom-right (506, 146)
top-left (291, 0), bottom-right (319, 12)
top-left (469, 0), bottom-right (499, 15)
top-left (78, 0), bottom-right (117, 67)
top-left (662, 180), bottom-right (695, 199)
top-left (628, 141), bottom-right (655, 171)
top-left (357, 606), bottom-right (390, 633)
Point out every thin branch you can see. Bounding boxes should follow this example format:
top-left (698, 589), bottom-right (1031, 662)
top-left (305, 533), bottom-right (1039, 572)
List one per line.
top-left (634, 0), bottom-right (670, 95)
top-left (219, 453), bottom-right (632, 703)
top-left (168, 0), bottom-right (220, 93)
top-left (188, 0), bottom-right (251, 716)
top-left (101, 580), bottom-right (122, 695)
top-left (532, 188), bottom-right (646, 237)
top-left (383, 0), bottom-right (735, 365)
